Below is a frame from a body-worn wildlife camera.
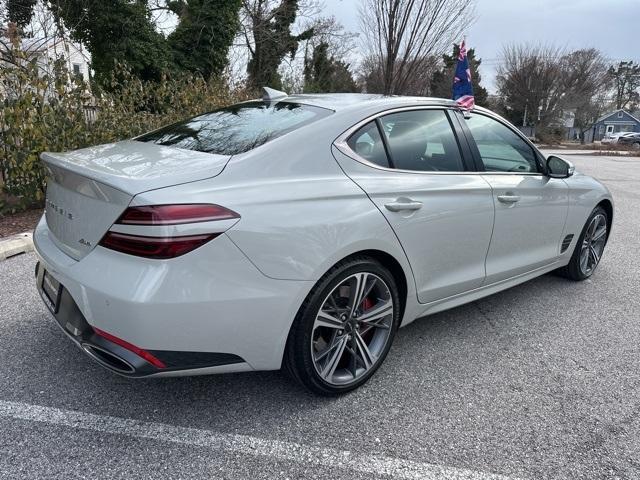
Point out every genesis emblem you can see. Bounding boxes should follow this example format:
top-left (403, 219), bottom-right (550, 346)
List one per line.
top-left (46, 199), bottom-right (74, 220)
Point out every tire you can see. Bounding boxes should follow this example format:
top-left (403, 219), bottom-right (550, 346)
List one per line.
top-left (557, 206), bottom-right (608, 281)
top-left (283, 256), bottom-right (401, 395)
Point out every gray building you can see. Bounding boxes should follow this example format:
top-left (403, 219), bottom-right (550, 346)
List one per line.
top-left (588, 109), bottom-right (640, 142)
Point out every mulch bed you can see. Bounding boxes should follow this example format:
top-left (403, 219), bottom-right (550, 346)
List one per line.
top-left (0, 208), bottom-right (43, 238)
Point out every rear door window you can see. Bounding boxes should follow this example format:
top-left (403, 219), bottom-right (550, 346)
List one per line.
top-left (378, 110), bottom-right (465, 172)
top-left (346, 122), bottom-right (390, 168)
top-left (137, 101), bottom-right (333, 155)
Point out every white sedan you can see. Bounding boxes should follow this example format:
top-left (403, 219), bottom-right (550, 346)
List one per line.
top-left (34, 90), bottom-right (613, 394)
top-left (601, 132), bottom-right (634, 144)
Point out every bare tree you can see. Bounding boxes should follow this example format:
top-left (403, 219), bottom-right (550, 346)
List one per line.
top-left (358, 53), bottom-right (438, 95)
top-left (496, 44), bottom-right (567, 129)
top-left (300, 15), bottom-right (358, 62)
top-left (359, 0), bottom-right (474, 95)
top-left (497, 44), bottom-right (613, 138)
top-left (608, 61), bottom-right (640, 110)
top-left (561, 48), bottom-right (609, 142)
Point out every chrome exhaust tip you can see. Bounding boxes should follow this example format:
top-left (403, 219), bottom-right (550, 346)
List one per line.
top-left (81, 343), bottom-right (136, 374)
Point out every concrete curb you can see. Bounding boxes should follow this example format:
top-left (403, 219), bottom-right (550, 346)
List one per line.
top-left (0, 232), bottom-right (34, 261)
top-left (540, 149), bottom-right (638, 156)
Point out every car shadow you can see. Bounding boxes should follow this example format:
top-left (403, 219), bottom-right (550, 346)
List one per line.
top-left (1, 269), bottom-right (594, 433)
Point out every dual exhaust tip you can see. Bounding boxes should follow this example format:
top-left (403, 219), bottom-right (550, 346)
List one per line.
top-left (81, 343), bottom-right (135, 374)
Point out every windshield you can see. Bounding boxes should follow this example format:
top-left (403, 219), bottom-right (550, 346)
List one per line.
top-left (136, 101), bottom-right (333, 155)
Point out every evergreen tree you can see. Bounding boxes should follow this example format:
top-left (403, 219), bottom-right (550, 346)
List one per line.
top-left (303, 42), bottom-right (357, 93)
top-left (167, 0), bottom-right (242, 80)
top-left (48, 0), bottom-right (171, 84)
top-left (9, 0), bottom-right (241, 86)
top-left (245, 0), bottom-right (314, 90)
top-left (430, 44), bottom-right (488, 106)
top-left (6, 0), bottom-right (37, 28)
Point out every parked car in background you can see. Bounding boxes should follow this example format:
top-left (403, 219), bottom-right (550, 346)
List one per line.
top-left (616, 132), bottom-right (640, 149)
top-left (33, 91), bottom-right (614, 395)
top-left (601, 132), bottom-right (635, 145)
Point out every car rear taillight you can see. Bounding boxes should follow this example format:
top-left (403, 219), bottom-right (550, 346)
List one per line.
top-left (100, 232), bottom-right (218, 259)
top-left (116, 204), bottom-right (239, 225)
top-left (99, 204), bottom-right (239, 259)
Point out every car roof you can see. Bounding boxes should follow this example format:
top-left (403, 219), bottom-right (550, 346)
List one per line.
top-left (274, 93), bottom-right (458, 111)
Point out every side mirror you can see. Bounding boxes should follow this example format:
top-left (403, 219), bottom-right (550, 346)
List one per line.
top-left (546, 155), bottom-right (575, 179)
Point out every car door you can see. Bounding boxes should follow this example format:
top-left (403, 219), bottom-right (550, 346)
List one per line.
top-left (333, 107), bottom-right (494, 304)
top-left (455, 111), bottom-right (569, 284)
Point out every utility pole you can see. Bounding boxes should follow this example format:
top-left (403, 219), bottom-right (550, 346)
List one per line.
top-left (522, 76), bottom-right (532, 127)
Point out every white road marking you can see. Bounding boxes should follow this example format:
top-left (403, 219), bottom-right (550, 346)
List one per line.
top-left (0, 399), bottom-right (514, 479)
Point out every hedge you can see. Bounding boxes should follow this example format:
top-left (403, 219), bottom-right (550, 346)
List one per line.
top-left (0, 47), bottom-right (250, 214)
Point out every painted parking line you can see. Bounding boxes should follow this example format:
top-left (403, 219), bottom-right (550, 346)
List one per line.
top-left (0, 399), bottom-right (515, 480)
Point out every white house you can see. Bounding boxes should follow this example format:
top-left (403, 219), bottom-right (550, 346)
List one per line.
top-left (19, 36), bottom-right (92, 82)
top-left (1, 22), bottom-right (92, 95)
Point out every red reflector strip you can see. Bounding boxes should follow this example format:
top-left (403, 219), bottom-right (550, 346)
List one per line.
top-left (117, 204), bottom-right (239, 225)
top-left (99, 232), bottom-right (218, 259)
top-left (93, 327), bottom-right (166, 369)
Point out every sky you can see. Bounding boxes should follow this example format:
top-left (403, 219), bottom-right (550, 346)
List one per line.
top-left (322, 0), bottom-right (640, 92)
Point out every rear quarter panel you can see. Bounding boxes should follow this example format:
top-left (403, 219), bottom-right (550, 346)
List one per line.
top-left (132, 124), bottom-right (420, 326)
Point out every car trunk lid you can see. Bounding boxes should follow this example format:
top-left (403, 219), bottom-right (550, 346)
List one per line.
top-left (41, 141), bottom-right (231, 260)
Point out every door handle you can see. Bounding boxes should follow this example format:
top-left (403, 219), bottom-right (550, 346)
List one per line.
top-left (497, 194), bottom-right (521, 204)
top-left (384, 198), bottom-right (423, 212)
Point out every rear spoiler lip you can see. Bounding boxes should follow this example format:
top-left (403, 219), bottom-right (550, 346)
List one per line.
top-left (40, 141), bottom-right (232, 196)
top-left (41, 151), bottom-right (132, 196)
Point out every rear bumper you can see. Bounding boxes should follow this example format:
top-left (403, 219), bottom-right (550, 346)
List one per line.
top-left (33, 216), bottom-right (313, 375)
top-left (36, 261), bottom-right (247, 377)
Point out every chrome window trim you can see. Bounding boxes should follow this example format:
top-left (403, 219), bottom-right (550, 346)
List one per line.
top-left (333, 105), bottom-right (545, 177)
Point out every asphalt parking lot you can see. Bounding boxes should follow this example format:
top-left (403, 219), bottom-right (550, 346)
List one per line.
top-left (0, 153), bottom-right (639, 479)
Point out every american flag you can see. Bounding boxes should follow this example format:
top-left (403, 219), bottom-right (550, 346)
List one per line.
top-left (453, 40), bottom-right (475, 110)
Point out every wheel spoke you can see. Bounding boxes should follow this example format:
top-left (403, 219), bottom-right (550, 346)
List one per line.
top-left (348, 340), bottom-right (358, 379)
top-left (314, 332), bottom-right (341, 362)
top-left (586, 218), bottom-right (598, 240)
top-left (579, 246), bottom-right (589, 272)
top-left (315, 310), bottom-right (345, 330)
top-left (347, 273), bottom-right (369, 317)
top-left (589, 244), bottom-right (600, 265)
top-left (359, 323), bottom-right (390, 337)
top-left (327, 293), bottom-right (343, 314)
top-left (358, 298), bottom-right (392, 323)
top-left (320, 335), bottom-right (348, 380)
top-left (353, 331), bottom-right (375, 369)
top-left (592, 226), bottom-right (606, 242)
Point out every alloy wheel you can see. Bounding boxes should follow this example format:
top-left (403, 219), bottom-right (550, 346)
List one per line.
top-left (311, 272), bottom-right (394, 386)
top-left (579, 213), bottom-right (607, 276)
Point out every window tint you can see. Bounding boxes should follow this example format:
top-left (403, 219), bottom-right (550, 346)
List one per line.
top-left (379, 110), bottom-right (464, 172)
top-left (137, 101), bottom-right (333, 155)
top-left (347, 122), bottom-right (389, 167)
top-left (465, 114), bottom-right (539, 173)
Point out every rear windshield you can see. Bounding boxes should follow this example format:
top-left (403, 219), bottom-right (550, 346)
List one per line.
top-left (136, 101), bottom-right (333, 155)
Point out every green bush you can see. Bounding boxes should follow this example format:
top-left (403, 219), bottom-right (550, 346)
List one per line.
top-left (0, 46), bottom-right (250, 214)
top-left (536, 125), bottom-right (566, 146)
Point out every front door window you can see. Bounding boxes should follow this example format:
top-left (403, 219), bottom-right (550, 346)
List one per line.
top-left (464, 113), bottom-right (540, 173)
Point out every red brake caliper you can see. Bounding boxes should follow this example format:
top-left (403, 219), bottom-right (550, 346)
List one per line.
top-left (362, 297), bottom-right (373, 311)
